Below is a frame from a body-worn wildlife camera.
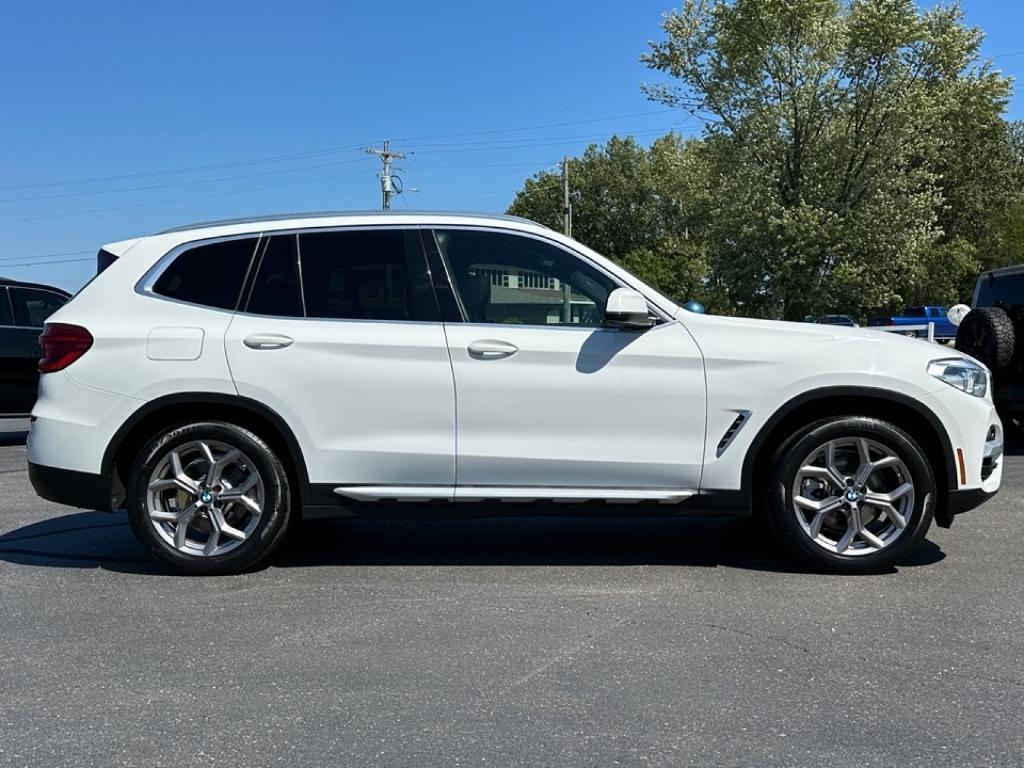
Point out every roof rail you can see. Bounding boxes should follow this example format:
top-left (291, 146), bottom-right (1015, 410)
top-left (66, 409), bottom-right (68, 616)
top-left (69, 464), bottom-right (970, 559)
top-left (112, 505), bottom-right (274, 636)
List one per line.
top-left (157, 209), bottom-right (546, 235)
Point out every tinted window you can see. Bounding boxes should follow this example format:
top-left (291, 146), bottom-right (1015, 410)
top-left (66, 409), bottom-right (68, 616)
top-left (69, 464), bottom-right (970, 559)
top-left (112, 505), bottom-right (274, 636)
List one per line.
top-left (153, 238), bottom-right (258, 310)
top-left (976, 273), bottom-right (1024, 308)
top-left (905, 307), bottom-right (926, 317)
top-left (299, 229), bottom-right (432, 321)
top-left (247, 235), bottom-right (302, 317)
top-left (433, 229), bottom-right (616, 326)
top-left (10, 287), bottom-right (67, 327)
top-left (97, 249), bottom-right (118, 275)
top-left (0, 289), bottom-right (12, 326)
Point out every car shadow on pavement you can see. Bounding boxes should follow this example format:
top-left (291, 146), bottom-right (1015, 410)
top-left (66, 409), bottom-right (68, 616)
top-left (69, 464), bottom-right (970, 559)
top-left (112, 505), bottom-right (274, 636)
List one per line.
top-left (0, 510), bottom-right (945, 575)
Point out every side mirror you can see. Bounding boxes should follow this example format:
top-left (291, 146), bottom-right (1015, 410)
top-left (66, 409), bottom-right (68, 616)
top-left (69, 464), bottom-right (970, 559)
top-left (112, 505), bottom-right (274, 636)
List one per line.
top-left (604, 287), bottom-right (655, 329)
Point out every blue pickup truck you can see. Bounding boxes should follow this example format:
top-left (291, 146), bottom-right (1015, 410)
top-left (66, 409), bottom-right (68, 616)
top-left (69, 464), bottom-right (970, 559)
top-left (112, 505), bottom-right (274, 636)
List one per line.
top-left (868, 306), bottom-right (956, 340)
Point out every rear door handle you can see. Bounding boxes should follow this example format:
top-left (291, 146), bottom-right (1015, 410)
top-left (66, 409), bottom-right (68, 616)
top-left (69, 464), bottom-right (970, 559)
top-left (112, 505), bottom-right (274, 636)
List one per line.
top-left (468, 339), bottom-right (518, 359)
top-left (243, 333), bottom-right (294, 350)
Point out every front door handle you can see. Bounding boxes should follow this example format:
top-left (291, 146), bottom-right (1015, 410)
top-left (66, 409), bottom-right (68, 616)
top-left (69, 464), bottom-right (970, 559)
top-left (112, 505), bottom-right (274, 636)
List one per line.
top-left (243, 333), bottom-right (294, 350)
top-left (467, 339), bottom-right (518, 359)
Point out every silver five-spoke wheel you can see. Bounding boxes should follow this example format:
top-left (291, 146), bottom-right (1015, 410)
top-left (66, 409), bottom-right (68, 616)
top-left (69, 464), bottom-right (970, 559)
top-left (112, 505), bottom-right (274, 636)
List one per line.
top-left (146, 440), bottom-right (265, 558)
top-left (792, 437), bottom-right (915, 556)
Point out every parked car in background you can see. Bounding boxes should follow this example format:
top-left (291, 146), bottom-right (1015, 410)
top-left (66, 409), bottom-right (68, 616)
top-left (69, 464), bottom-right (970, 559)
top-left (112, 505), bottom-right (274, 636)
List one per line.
top-left (868, 306), bottom-right (957, 340)
top-left (1, 277), bottom-right (70, 417)
top-left (813, 314), bottom-right (858, 327)
top-left (26, 212), bottom-right (1002, 576)
top-left (957, 265), bottom-right (1024, 420)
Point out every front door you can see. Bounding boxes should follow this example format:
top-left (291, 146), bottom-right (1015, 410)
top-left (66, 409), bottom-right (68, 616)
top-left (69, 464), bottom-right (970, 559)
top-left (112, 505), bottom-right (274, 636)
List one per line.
top-left (224, 229), bottom-right (456, 493)
top-left (428, 228), bottom-right (706, 496)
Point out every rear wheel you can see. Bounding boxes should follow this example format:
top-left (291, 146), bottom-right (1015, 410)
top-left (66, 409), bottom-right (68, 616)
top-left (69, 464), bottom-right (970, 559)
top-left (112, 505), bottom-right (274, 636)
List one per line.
top-left (766, 417), bottom-right (935, 574)
top-left (127, 422), bottom-right (293, 575)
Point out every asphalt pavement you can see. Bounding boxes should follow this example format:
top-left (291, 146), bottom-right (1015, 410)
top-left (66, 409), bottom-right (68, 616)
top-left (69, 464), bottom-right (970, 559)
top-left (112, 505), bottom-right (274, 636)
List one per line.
top-left (1, 433), bottom-right (1022, 768)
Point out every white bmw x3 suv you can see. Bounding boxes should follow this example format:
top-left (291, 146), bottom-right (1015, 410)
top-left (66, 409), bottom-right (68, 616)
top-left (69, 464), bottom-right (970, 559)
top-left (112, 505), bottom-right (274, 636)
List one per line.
top-left (27, 211), bottom-right (1002, 575)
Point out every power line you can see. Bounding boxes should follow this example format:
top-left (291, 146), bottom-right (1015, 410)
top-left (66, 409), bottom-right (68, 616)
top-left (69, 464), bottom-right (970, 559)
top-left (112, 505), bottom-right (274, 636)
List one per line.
top-left (0, 253), bottom-right (92, 266)
top-left (391, 109), bottom-right (676, 143)
top-left (0, 167), bottom-right (373, 225)
top-left (0, 109), bottom-right (677, 193)
top-left (0, 157), bottom-right (374, 204)
top-left (0, 143), bottom-right (370, 192)
top-left (0, 257), bottom-right (94, 269)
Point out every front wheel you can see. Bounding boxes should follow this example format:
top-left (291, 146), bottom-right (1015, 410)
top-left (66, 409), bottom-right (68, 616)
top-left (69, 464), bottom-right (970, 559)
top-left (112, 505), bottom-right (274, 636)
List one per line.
top-left (766, 417), bottom-right (935, 574)
top-left (127, 422), bottom-right (294, 575)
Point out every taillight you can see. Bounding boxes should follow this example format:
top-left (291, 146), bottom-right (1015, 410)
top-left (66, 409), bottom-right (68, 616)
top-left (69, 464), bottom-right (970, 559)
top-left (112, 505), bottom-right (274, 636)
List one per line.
top-left (39, 323), bottom-right (93, 373)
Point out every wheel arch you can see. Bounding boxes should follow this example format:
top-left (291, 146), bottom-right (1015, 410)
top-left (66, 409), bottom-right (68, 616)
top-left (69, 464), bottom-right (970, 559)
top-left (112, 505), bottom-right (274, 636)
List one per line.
top-left (743, 387), bottom-right (957, 523)
top-left (102, 392), bottom-right (311, 511)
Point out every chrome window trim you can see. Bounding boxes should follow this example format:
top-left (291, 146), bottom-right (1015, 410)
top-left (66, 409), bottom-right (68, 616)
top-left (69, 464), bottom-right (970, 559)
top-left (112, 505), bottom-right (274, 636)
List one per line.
top-left (424, 224), bottom-right (673, 326)
top-left (139, 224), bottom-right (438, 322)
top-left (135, 232), bottom-right (264, 309)
top-left (135, 222), bottom-right (672, 325)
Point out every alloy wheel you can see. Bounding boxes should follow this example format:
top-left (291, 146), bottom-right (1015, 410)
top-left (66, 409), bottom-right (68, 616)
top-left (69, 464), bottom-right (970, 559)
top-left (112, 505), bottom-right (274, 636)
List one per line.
top-left (791, 437), bottom-right (915, 557)
top-left (146, 440), bottom-right (265, 557)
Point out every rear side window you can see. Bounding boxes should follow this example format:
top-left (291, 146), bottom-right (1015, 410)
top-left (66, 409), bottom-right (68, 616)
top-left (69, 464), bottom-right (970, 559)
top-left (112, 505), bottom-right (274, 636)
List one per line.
top-left (247, 235), bottom-right (303, 317)
top-left (10, 287), bottom-right (67, 327)
top-left (0, 288), bottom-right (12, 326)
top-left (152, 238), bottom-right (258, 310)
top-left (298, 229), bottom-right (435, 321)
top-left (975, 272), bottom-right (1024, 308)
top-left (905, 307), bottom-right (925, 317)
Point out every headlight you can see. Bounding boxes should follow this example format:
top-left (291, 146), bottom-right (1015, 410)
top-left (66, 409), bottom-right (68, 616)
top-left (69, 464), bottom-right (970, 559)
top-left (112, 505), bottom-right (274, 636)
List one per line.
top-left (927, 358), bottom-right (988, 398)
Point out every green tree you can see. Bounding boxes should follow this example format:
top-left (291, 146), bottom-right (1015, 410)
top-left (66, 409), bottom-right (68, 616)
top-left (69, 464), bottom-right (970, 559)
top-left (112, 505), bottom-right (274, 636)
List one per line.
top-left (642, 0), bottom-right (1013, 319)
top-left (507, 134), bottom-right (718, 307)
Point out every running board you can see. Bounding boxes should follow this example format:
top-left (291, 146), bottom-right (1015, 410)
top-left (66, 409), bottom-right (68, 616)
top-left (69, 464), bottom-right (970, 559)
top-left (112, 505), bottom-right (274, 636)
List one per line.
top-left (333, 486), bottom-right (695, 504)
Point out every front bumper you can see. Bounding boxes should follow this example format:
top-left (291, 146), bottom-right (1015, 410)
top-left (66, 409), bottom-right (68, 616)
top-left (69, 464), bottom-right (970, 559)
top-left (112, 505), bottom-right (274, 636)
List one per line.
top-left (945, 487), bottom-right (998, 518)
top-left (28, 461), bottom-right (111, 511)
top-left (918, 387), bottom-right (1003, 528)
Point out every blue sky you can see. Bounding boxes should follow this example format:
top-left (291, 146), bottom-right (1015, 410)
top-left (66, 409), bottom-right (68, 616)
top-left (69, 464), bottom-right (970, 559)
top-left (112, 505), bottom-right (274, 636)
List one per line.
top-left (2, 0), bottom-right (1023, 291)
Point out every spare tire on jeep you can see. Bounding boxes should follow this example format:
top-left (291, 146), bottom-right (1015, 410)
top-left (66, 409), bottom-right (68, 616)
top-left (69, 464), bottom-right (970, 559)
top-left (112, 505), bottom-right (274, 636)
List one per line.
top-left (955, 306), bottom-right (1015, 371)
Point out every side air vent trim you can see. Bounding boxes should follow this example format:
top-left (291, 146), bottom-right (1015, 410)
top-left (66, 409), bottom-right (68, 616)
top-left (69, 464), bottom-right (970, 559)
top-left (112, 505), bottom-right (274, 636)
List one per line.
top-left (716, 410), bottom-right (752, 458)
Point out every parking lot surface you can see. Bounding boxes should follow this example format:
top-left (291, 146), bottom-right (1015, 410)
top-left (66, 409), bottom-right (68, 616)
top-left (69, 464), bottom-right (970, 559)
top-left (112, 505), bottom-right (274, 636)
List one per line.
top-left (1, 437), bottom-right (1022, 768)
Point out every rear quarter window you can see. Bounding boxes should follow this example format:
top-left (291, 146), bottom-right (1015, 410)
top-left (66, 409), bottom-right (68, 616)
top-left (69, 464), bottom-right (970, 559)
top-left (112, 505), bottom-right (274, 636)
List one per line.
top-left (152, 237), bottom-right (259, 310)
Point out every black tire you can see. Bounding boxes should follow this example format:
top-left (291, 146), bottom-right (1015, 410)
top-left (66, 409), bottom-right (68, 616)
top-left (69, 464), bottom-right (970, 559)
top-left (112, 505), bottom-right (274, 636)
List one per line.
top-left (127, 421), bottom-right (293, 575)
top-left (956, 307), bottom-right (1015, 371)
top-left (766, 416), bottom-right (936, 574)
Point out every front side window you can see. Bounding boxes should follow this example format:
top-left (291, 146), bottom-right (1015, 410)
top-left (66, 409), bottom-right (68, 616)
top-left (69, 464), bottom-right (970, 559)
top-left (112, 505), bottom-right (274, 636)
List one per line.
top-left (298, 229), bottom-right (434, 321)
top-left (10, 287), bottom-right (67, 327)
top-left (152, 237), bottom-right (259, 310)
top-left (432, 229), bottom-right (616, 326)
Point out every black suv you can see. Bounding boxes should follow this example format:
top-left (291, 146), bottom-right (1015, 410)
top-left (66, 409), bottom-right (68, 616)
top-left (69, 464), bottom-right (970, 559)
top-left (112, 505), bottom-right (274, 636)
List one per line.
top-left (1, 277), bottom-right (71, 416)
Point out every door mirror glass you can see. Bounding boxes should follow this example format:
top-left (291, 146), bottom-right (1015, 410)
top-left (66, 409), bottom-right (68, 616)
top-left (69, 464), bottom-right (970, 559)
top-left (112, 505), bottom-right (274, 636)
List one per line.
top-left (605, 288), bottom-right (654, 329)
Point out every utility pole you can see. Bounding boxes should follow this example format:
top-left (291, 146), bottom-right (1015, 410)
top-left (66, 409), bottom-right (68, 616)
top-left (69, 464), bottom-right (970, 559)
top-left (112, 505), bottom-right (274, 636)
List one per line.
top-left (561, 156), bottom-right (573, 322)
top-left (562, 156), bottom-right (572, 237)
top-left (366, 140), bottom-right (407, 210)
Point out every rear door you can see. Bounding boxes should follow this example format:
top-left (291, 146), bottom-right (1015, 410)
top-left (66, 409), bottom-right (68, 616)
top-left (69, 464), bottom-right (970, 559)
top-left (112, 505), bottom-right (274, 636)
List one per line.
top-left (224, 228), bottom-right (456, 495)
